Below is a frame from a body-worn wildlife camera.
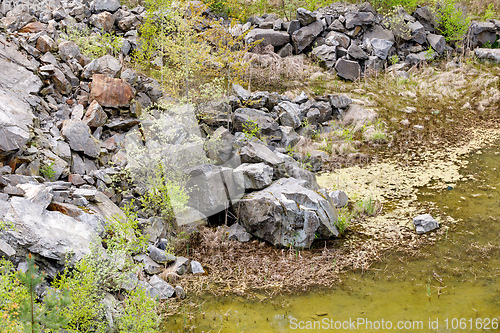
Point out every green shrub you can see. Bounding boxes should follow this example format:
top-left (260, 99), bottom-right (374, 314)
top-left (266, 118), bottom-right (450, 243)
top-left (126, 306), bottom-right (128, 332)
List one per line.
top-left (40, 162), bottom-right (56, 181)
top-left (62, 26), bottom-right (123, 59)
top-left (436, 0), bottom-right (470, 42)
top-left (0, 258), bottom-right (28, 332)
top-left (116, 287), bottom-right (160, 333)
top-left (242, 119), bottom-right (261, 139)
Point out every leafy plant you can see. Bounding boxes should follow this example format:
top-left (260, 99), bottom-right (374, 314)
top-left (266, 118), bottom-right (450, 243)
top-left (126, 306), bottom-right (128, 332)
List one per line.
top-left (336, 207), bottom-right (352, 234)
top-left (116, 287), bottom-right (160, 332)
top-left (356, 197), bottom-right (381, 217)
top-left (435, 0), bottom-right (470, 42)
top-left (62, 27), bottom-right (123, 59)
top-left (389, 54), bottom-right (400, 66)
top-left (40, 162), bottom-right (56, 181)
top-left (242, 119), bottom-right (261, 139)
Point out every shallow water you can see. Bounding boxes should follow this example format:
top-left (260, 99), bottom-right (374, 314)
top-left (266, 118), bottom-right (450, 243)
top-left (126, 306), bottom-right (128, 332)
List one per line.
top-left (164, 144), bottom-right (500, 333)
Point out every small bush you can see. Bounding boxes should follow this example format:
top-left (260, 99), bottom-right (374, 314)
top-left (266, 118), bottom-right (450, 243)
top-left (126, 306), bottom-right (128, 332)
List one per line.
top-left (242, 119), bottom-right (261, 139)
top-left (116, 287), bottom-right (160, 333)
top-left (62, 26), bottom-right (123, 59)
top-left (436, 0), bottom-right (470, 42)
top-left (40, 162), bottom-right (56, 181)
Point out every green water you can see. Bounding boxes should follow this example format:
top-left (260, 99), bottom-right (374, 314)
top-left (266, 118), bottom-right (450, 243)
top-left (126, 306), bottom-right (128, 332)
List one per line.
top-left (164, 146), bottom-right (500, 333)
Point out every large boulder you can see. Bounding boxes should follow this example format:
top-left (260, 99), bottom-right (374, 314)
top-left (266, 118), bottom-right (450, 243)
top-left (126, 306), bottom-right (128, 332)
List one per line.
top-left (475, 48), bottom-right (500, 63)
top-left (427, 33), bottom-right (445, 54)
top-left (344, 11), bottom-right (375, 29)
top-left (236, 178), bottom-right (338, 248)
top-left (335, 58), bottom-right (360, 81)
top-left (274, 101), bottom-right (301, 129)
top-left (296, 8), bottom-right (317, 26)
top-left (311, 44), bottom-right (337, 69)
top-left (468, 22), bottom-right (497, 48)
top-left (291, 20), bottom-right (323, 53)
top-left (82, 55), bottom-right (122, 79)
top-left (61, 120), bottom-right (101, 158)
top-left (367, 38), bottom-right (394, 60)
top-left (234, 162), bottom-right (273, 190)
top-left (90, 74), bottom-right (135, 108)
top-left (245, 29), bottom-right (290, 47)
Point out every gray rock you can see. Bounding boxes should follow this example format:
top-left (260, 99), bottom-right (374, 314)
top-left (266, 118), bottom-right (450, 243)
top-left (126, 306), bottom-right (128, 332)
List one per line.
top-left (468, 21), bottom-right (497, 48)
top-left (347, 42), bottom-right (368, 60)
top-left (174, 207), bottom-right (208, 233)
top-left (325, 31), bottom-right (350, 49)
top-left (226, 223), bottom-right (251, 242)
top-left (17, 184), bottom-right (53, 209)
top-left (277, 43), bottom-right (293, 58)
top-left (286, 20), bottom-right (301, 35)
top-left (311, 44), bottom-right (337, 69)
top-left (367, 38), bottom-right (394, 60)
top-left (342, 104), bottom-right (377, 128)
top-left (247, 91), bottom-right (269, 109)
top-left (170, 256), bottom-right (190, 275)
top-left (174, 285), bottom-right (186, 299)
top-left (239, 141), bottom-right (285, 169)
top-left (82, 55), bottom-right (122, 79)
top-left (141, 255), bottom-right (162, 275)
top-left (329, 94), bottom-right (352, 109)
top-left (232, 83), bottom-right (250, 101)
top-left (94, 0), bottom-right (121, 13)
top-left (427, 33), bottom-right (445, 54)
top-left (345, 11), bottom-right (374, 29)
top-left (206, 127), bottom-right (235, 165)
top-left (275, 101), bottom-right (301, 128)
top-left (147, 245), bottom-right (173, 264)
top-left (82, 100), bottom-right (108, 128)
top-left (0, 239), bottom-right (15, 257)
top-left (244, 28), bottom-right (290, 47)
top-left (234, 163), bottom-right (273, 190)
top-left (405, 51), bottom-right (433, 66)
top-left (236, 178), bottom-right (338, 248)
top-left (232, 108), bottom-right (282, 141)
top-left (365, 55), bottom-right (385, 72)
top-left (296, 8), bottom-right (317, 26)
top-left (58, 41), bottom-right (80, 61)
top-left (190, 260), bottom-right (205, 274)
top-left (280, 126), bottom-right (300, 148)
top-left (413, 214), bottom-right (439, 234)
top-left (328, 19), bottom-right (345, 32)
top-left (364, 25), bottom-right (395, 43)
top-left (408, 21), bottom-right (426, 45)
top-left (148, 275), bottom-right (175, 300)
top-left (413, 6), bottom-right (437, 32)
top-left (291, 20), bottom-right (323, 53)
top-left (292, 91), bottom-right (308, 104)
top-left (335, 58), bottom-right (360, 81)
top-left (475, 48), bottom-right (500, 63)
top-left (61, 120), bottom-right (100, 158)
top-left (329, 190), bottom-right (348, 208)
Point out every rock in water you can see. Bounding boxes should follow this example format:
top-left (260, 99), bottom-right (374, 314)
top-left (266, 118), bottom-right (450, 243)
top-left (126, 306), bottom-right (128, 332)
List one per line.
top-left (413, 214), bottom-right (439, 234)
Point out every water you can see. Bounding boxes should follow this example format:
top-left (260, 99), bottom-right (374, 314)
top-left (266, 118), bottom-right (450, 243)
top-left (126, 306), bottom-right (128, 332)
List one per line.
top-left (164, 145), bottom-right (500, 333)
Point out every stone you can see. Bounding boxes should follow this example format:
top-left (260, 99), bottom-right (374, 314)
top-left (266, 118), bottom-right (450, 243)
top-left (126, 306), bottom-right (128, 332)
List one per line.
top-left (90, 12), bottom-right (115, 32)
top-left (328, 19), bottom-right (345, 32)
top-left (344, 11), bottom-right (374, 29)
top-left (61, 120), bottom-right (101, 158)
top-left (329, 94), bottom-right (352, 109)
top-left (413, 214), bottom-right (439, 234)
top-left (58, 41), bottom-right (80, 61)
top-left (174, 207), bottom-right (208, 233)
top-left (141, 255), bottom-right (162, 275)
top-left (311, 44), bottom-right (337, 69)
top-left (3, 185), bottom-right (25, 196)
top-left (408, 21), bottom-right (426, 45)
top-left (82, 100), bottom-right (108, 128)
top-left (118, 15), bottom-right (141, 31)
top-left (244, 29), bottom-right (290, 48)
top-left (175, 285), bottom-right (186, 299)
top-left (232, 83), bottom-right (250, 101)
top-left (90, 74), bottom-right (134, 108)
top-left (347, 42), bottom-right (368, 60)
top-left (190, 260), bottom-right (205, 274)
top-left (280, 126), bottom-right (300, 148)
top-left (342, 104), bottom-right (377, 129)
top-left (275, 101), bottom-right (301, 128)
top-left (325, 31), bottom-right (350, 49)
top-left (226, 223), bottom-right (251, 242)
top-left (291, 20), bottom-right (323, 53)
top-left (234, 163), bottom-right (273, 190)
top-left (296, 7), bottom-right (317, 26)
top-left (335, 58), bottom-right (360, 81)
top-left (427, 33), bottom-right (446, 54)
top-left (239, 141), bottom-right (285, 170)
top-left (366, 55), bottom-right (385, 72)
top-left (413, 6), bottom-right (437, 33)
top-left (232, 108), bottom-right (282, 141)
top-left (364, 25), bottom-right (394, 42)
top-left (147, 245), bottom-right (174, 264)
top-left (287, 20), bottom-right (301, 35)
top-left (367, 38), bottom-right (394, 60)
top-left (17, 183), bottom-right (53, 210)
top-left (277, 43), bottom-right (293, 58)
top-left (468, 22), bottom-right (497, 48)
top-left (52, 68), bottom-right (72, 95)
top-left (205, 127), bottom-right (235, 165)
top-left (147, 275), bottom-right (175, 300)
top-left (165, 257), bottom-right (190, 275)
top-left (20, 22), bottom-right (47, 33)
top-left (36, 35), bottom-right (57, 53)
top-left (329, 190), bottom-right (348, 208)
top-left (0, 239), bottom-right (15, 257)
top-left (405, 51), bottom-right (432, 66)
top-left (94, 0), bottom-right (121, 13)
top-left (82, 55), bottom-right (122, 79)
top-left (236, 178), bottom-right (338, 248)
top-left (475, 48), bottom-right (500, 63)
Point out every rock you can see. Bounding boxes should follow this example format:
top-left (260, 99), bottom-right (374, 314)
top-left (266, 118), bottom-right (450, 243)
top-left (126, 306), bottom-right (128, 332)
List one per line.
top-left (286, 20), bottom-right (301, 35)
top-left (277, 43), bottom-right (293, 57)
top-left (205, 127), bottom-right (235, 165)
top-left (94, 0), bottom-right (121, 13)
top-left (311, 44), bottom-right (337, 69)
top-left (329, 94), bottom-right (352, 109)
top-left (239, 141), bottom-right (285, 171)
top-left (413, 214), bottom-right (439, 234)
top-left (468, 21), bottom-right (497, 48)
top-left (0, 197), bottom-right (98, 272)
top-left (367, 38), bottom-right (394, 60)
top-left (118, 15), bottom-right (141, 31)
top-left (90, 74), bottom-right (134, 108)
top-left (427, 33), bottom-right (445, 54)
top-left (190, 260), bottom-right (205, 274)
top-left (329, 19), bottom-right (345, 32)
top-left (36, 35), bottom-right (57, 53)
top-left (408, 21), bottom-right (426, 45)
top-left (280, 126), bottom-right (300, 148)
top-left (174, 207), bottom-right (208, 233)
top-left (140, 255), bottom-right (162, 275)
top-left (335, 58), bottom-right (360, 81)
top-left (82, 100), bottom-right (108, 128)
top-left (325, 31), bottom-right (350, 49)
top-left (185, 164), bottom-right (244, 217)
top-left (364, 25), bottom-right (395, 43)
top-left (345, 11), bottom-right (374, 29)
top-left (296, 8), bottom-right (317, 26)
top-left (147, 245), bottom-right (174, 264)
top-left (232, 83), bottom-right (250, 101)
top-left (3, 185), bottom-right (25, 196)
top-left (275, 101), bottom-right (301, 128)
top-left (90, 11), bottom-right (116, 32)
top-left (19, 22), bottom-right (47, 33)
top-left (0, 239), bottom-right (15, 257)
top-left (232, 108), bottom-right (282, 141)
top-left (234, 163), bottom-right (273, 190)
top-left (236, 178), bottom-right (338, 248)
top-left (475, 48), bottom-right (500, 63)
top-left (342, 104), bottom-right (376, 129)
top-left (174, 285), bottom-right (186, 299)
top-left (166, 256), bottom-right (190, 275)
top-left (58, 41), bottom-right (80, 61)
top-left (244, 28), bottom-right (290, 47)
top-left (405, 51), bottom-right (432, 66)
top-left (226, 223), bottom-right (251, 242)
top-left (52, 68), bottom-right (72, 95)
top-left (329, 190), bottom-right (348, 208)
top-left (347, 42), bottom-right (368, 60)
top-left (83, 55), bottom-right (122, 79)
top-left (366, 55), bottom-right (385, 72)
top-left (61, 120), bottom-right (100, 158)
top-left (292, 20), bottom-right (323, 53)
top-left (147, 275), bottom-right (175, 300)
top-left (17, 183), bottom-right (53, 209)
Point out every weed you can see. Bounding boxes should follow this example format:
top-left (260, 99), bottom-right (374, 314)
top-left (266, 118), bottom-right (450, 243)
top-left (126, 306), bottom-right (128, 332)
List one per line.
top-left (336, 207), bottom-right (352, 234)
top-left (62, 27), bottom-right (123, 59)
top-left (242, 119), bottom-right (261, 140)
top-left (389, 54), bottom-right (400, 66)
top-left (356, 197), bottom-right (381, 217)
top-left (436, 0), bottom-right (470, 42)
top-left (40, 162), bottom-right (56, 181)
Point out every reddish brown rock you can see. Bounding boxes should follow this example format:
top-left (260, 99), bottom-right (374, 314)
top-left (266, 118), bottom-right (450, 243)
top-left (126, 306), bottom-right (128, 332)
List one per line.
top-left (68, 174), bottom-right (86, 186)
top-left (82, 100), bottom-right (108, 128)
top-left (90, 74), bottom-right (134, 108)
top-left (36, 35), bottom-right (57, 53)
top-left (19, 22), bottom-right (47, 33)
top-left (48, 202), bottom-right (83, 218)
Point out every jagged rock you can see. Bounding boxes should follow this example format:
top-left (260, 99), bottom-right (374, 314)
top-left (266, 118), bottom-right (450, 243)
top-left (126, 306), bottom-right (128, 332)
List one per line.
top-left (468, 21), bottom-right (497, 48)
top-left (190, 260), bottom-right (205, 274)
top-left (90, 74), bottom-right (134, 108)
top-left (147, 275), bottom-right (175, 300)
top-left (408, 21), bottom-right (426, 45)
top-left (19, 22), bottom-right (47, 33)
top-left (277, 43), bottom-right (293, 57)
top-left (61, 120), bottom-right (101, 158)
top-left (329, 190), bottom-right (348, 208)
top-left (335, 58), bottom-right (360, 81)
top-left (174, 285), bottom-right (186, 299)
top-left (427, 33), bottom-right (445, 54)
top-left (296, 7), bottom-right (317, 26)
top-left (280, 126), bottom-right (300, 148)
top-left (83, 55), bottom-right (122, 79)
top-left (52, 68), bottom-right (73, 95)
top-left (247, 91), bottom-right (269, 109)
top-left (185, 164), bottom-right (244, 217)
top-left (342, 104), bottom-right (376, 129)
top-left (3, 185), bottom-right (25, 196)
top-left (475, 48), bottom-right (500, 63)
top-left (311, 44), bottom-right (337, 69)
top-left (329, 19), bottom-right (345, 32)
top-left (366, 55), bottom-right (385, 72)
top-left (36, 35), bottom-right (57, 53)
top-left (232, 108), bottom-right (282, 141)
top-left (93, 0), bottom-right (121, 13)
top-left (405, 51), bottom-right (433, 66)
top-left (226, 223), bottom-right (251, 242)
top-left (58, 41), bottom-right (80, 61)
top-left (82, 100), bottom-right (108, 128)
top-left (118, 15), bottom-right (141, 31)
top-left (90, 11), bottom-right (115, 31)
top-left (292, 20), bottom-right (323, 53)
top-left (413, 214), bottom-right (439, 234)
top-left (17, 183), bottom-right (53, 209)
top-left (329, 94), bottom-right (352, 109)
top-left (347, 42), bottom-right (368, 60)
top-left (345, 11), bottom-right (374, 29)
top-left (236, 177), bottom-right (338, 248)
top-left (367, 38), bottom-right (394, 60)
top-left (413, 6), bottom-right (437, 33)
top-left (232, 83), bottom-right (250, 101)
top-left (234, 163), bottom-right (273, 190)
top-left (364, 25), bottom-right (394, 42)
top-left (165, 257), bottom-right (190, 275)
top-left (286, 20), bottom-right (301, 35)
top-left (239, 141), bottom-right (285, 172)
top-left (275, 101), bottom-right (301, 128)
top-left (325, 31), bottom-right (350, 49)
top-left (174, 207), bottom-right (208, 233)
top-left (244, 28), bottom-right (290, 47)
top-left (147, 245), bottom-right (175, 264)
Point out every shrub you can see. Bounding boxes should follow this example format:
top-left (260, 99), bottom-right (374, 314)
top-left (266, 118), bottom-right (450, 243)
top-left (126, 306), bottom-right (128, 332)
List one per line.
top-left (116, 287), bottom-right (160, 333)
top-left (0, 258), bottom-right (27, 333)
top-left (242, 119), bottom-right (261, 139)
top-left (61, 26), bottom-right (123, 59)
top-left (40, 162), bottom-right (56, 181)
top-left (435, 0), bottom-right (470, 42)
